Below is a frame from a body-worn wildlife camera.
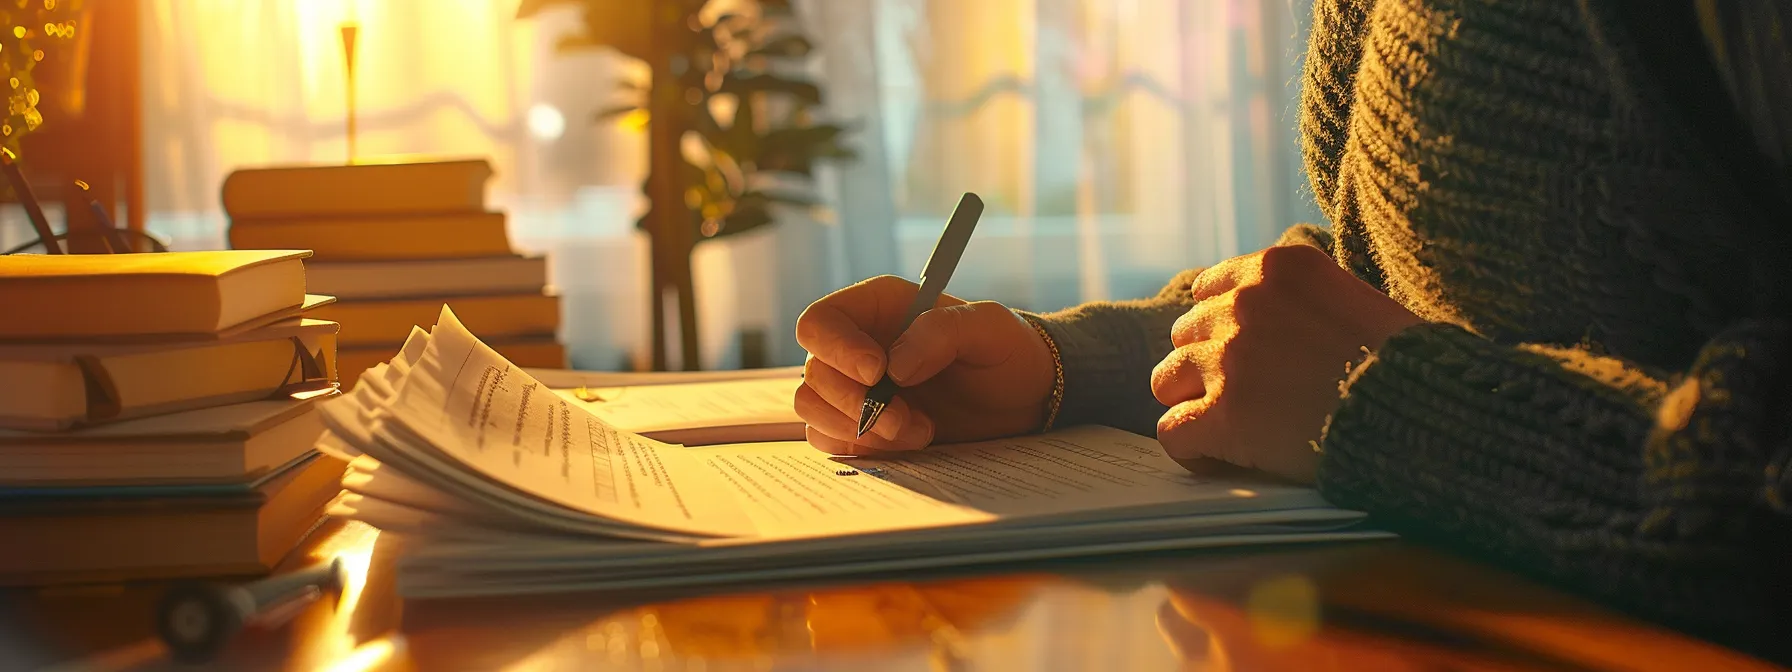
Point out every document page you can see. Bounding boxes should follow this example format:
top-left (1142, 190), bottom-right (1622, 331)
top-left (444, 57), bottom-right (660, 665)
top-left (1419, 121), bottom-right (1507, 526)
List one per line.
top-left (557, 377), bottom-right (803, 438)
top-left (854, 426), bottom-right (1290, 518)
top-left (384, 308), bottom-right (754, 538)
top-left (694, 442), bottom-right (987, 539)
top-left (691, 425), bottom-right (1307, 541)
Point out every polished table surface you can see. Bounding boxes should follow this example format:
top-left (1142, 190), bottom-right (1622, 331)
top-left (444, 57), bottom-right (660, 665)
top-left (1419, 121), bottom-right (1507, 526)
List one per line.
top-left (2, 520), bottom-right (1783, 671)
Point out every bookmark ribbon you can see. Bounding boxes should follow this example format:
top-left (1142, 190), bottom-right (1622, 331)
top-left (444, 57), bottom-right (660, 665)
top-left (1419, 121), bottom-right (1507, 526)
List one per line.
top-left (67, 338), bottom-right (336, 427)
top-left (71, 355), bottom-right (124, 423)
top-left (277, 336), bottom-right (336, 394)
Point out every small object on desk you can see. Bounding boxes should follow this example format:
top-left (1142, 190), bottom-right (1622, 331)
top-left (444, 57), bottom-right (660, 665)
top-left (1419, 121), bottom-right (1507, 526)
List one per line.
top-left (572, 386), bottom-right (618, 403)
top-left (155, 557), bottom-right (346, 664)
top-left (857, 192), bottom-right (984, 437)
top-left (75, 179), bottom-right (135, 253)
top-left (0, 147), bottom-right (62, 254)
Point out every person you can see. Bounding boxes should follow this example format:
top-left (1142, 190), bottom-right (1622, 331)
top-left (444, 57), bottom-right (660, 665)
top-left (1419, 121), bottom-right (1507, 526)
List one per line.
top-left (794, 0), bottom-right (1791, 661)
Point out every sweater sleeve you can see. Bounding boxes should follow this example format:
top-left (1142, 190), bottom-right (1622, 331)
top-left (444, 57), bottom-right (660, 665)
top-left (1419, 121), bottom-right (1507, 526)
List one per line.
top-left (1019, 268), bottom-right (1202, 437)
top-left (1018, 224), bottom-right (1338, 436)
top-left (1317, 319), bottom-right (1792, 654)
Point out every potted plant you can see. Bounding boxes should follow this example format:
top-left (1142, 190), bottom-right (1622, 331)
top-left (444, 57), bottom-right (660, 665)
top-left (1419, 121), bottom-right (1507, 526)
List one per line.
top-left (517, 0), bottom-right (854, 370)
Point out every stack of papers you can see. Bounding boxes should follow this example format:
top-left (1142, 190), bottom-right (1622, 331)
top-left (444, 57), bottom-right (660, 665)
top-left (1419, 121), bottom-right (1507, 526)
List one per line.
top-left (318, 307), bottom-right (1391, 599)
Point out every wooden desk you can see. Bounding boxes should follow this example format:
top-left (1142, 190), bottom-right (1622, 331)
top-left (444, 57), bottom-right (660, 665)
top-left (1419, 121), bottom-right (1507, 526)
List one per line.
top-left (0, 520), bottom-right (1782, 671)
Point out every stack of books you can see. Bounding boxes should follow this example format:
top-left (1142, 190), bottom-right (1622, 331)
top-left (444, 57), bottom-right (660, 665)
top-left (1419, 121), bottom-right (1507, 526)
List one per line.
top-left (223, 158), bottom-right (565, 388)
top-left (0, 250), bottom-right (348, 585)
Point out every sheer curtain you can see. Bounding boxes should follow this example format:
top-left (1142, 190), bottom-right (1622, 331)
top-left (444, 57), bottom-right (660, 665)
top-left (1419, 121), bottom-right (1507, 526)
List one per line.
top-left (132, 0), bottom-right (1318, 372)
top-left (745, 0), bottom-right (1323, 366)
top-left (694, 0), bottom-right (1325, 368)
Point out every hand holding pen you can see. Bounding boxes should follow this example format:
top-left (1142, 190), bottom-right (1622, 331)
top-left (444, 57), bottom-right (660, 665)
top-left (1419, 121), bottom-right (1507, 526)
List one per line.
top-left (792, 193), bottom-right (1059, 454)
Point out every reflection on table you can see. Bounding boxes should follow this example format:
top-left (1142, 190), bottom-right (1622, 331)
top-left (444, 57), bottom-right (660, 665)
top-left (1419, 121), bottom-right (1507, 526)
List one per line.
top-left (1, 519), bottom-right (1781, 671)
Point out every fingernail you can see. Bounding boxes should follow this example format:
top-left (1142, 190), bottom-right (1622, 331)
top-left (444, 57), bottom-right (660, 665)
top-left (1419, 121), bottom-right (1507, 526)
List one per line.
top-left (887, 341), bottom-right (919, 384)
top-left (855, 353), bottom-right (883, 385)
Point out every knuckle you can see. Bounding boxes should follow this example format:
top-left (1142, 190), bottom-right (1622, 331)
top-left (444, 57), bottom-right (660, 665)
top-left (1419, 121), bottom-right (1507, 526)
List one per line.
top-left (1232, 283), bottom-right (1273, 315)
top-left (938, 303), bottom-right (978, 335)
top-left (1171, 307), bottom-right (1199, 345)
top-left (793, 385), bottom-right (823, 415)
top-left (1190, 264), bottom-right (1232, 298)
top-left (965, 300), bottom-right (1007, 315)
top-left (1150, 360), bottom-right (1179, 401)
top-left (1156, 411), bottom-right (1202, 458)
top-left (1259, 244), bottom-right (1327, 283)
top-left (1156, 409), bottom-right (1185, 439)
top-left (1259, 242), bottom-right (1322, 267)
top-left (1214, 344), bottom-right (1261, 395)
top-left (863, 274), bottom-right (916, 293)
top-left (1218, 334), bottom-right (1258, 368)
top-left (911, 307), bottom-right (954, 336)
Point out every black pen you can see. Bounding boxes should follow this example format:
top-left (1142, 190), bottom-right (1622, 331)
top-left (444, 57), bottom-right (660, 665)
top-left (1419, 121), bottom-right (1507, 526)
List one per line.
top-left (857, 192), bottom-right (984, 437)
top-left (76, 180), bottom-right (134, 253)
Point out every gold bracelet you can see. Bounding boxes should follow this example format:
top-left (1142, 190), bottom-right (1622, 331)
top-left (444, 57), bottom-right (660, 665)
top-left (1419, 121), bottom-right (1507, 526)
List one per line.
top-left (1020, 314), bottom-right (1065, 433)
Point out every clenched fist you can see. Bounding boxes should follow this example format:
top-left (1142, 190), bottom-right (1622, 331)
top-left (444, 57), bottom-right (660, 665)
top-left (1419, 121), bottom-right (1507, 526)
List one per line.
top-left (1151, 244), bottom-right (1423, 483)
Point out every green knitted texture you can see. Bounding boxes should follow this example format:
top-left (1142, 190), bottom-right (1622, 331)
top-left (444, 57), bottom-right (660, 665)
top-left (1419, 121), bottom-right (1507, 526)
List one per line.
top-left (1027, 0), bottom-right (1792, 659)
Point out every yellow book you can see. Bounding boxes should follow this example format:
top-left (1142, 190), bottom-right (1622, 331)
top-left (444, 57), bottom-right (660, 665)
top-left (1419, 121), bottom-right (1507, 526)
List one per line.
top-left (303, 255), bottom-right (546, 300)
top-left (221, 158), bottom-right (491, 219)
top-left (0, 392), bottom-right (334, 484)
top-left (307, 291), bottom-right (560, 347)
top-left (0, 250), bottom-right (310, 340)
top-left (0, 453), bottom-right (347, 585)
top-left (0, 319), bottom-right (339, 431)
top-left (228, 212), bottom-right (513, 260)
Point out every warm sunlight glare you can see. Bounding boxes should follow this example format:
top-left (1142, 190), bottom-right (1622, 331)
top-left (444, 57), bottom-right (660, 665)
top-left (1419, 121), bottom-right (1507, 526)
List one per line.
top-left (323, 636), bottom-right (402, 672)
top-left (1245, 574), bottom-right (1319, 648)
top-left (527, 102), bottom-right (565, 141)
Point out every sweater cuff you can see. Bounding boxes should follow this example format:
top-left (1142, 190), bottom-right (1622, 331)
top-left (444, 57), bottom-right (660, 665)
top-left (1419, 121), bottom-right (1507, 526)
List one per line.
top-left (1019, 301), bottom-right (1189, 437)
top-left (1315, 322), bottom-right (1652, 519)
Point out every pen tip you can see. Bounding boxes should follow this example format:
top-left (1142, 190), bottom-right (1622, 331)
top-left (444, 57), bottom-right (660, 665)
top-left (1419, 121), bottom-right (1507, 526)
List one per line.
top-left (856, 400), bottom-right (884, 438)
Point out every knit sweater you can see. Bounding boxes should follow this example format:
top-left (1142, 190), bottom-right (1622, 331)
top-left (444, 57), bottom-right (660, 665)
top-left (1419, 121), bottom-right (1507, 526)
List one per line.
top-left (1030, 0), bottom-right (1792, 659)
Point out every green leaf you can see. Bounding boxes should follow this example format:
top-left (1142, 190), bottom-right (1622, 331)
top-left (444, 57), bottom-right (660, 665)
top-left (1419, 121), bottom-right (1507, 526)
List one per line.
top-left (748, 35), bottom-right (812, 59)
top-left (593, 104), bottom-right (640, 121)
top-left (708, 203), bottom-right (775, 238)
top-left (745, 189), bottom-right (821, 206)
top-left (756, 124), bottom-right (849, 171)
top-left (723, 99), bottom-right (760, 157)
top-left (719, 73), bottom-right (823, 105)
top-left (688, 104), bottom-right (725, 139)
top-left (555, 34), bottom-right (607, 54)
